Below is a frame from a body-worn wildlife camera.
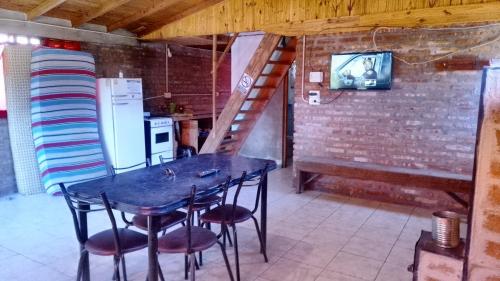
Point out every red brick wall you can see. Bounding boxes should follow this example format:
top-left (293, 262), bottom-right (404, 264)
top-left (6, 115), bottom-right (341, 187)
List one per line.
top-left (81, 42), bottom-right (230, 116)
top-left (168, 44), bottom-right (231, 116)
top-left (295, 26), bottom-right (500, 209)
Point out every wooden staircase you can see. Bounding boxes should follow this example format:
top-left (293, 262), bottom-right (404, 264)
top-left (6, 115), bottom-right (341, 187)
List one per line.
top-left (200, 34), bottom-right (297, 154)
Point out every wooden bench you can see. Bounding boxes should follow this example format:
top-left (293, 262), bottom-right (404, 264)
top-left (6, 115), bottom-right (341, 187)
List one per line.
top-left (294, 157), bottom-right (473, 207)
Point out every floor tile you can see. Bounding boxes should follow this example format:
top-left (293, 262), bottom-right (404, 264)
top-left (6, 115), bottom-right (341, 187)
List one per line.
top-left (0, 167), bottom-right (419, 281)
top-left (316, 270), bottom-right (367, 281)
top-left (260, 258), bottom-right (323, 281)
top-left (385, 246), bottom-right (415, 268)
top-left (282, 240), bottom-right (342, 267)
top-left (342, 236), bottom-right (394, 261)
top-left (327, 252), bottom-right (384, 281)
top-left (375, 262), bottom-right (412, 281)
top-left (0, 246), bottom-right (17, 261)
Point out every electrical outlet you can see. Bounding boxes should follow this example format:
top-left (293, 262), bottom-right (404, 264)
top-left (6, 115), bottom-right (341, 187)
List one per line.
top-left (163, 92), bottom-right (172, 98)
top-left (308, 90), bottom-right (320, 105)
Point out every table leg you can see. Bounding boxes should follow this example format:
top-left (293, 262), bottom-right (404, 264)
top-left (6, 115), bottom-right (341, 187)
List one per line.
top-left (260, 172), bottom-right (268, 252)
top-left (78, 203), bottom-right (90, 281)
top-left (148, 216), bottom-right (160, 281)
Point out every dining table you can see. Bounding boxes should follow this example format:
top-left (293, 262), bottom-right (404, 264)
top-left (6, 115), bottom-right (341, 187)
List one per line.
top-left (68, 153), bottom-right (276, 281)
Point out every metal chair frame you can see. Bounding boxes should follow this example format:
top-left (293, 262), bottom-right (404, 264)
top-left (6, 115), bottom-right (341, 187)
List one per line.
top-left (204, 165), bottom-right (270, 281)
top-left (161, 185), bottom-right (234, 281)
top-left (59, 183), bottom-right (161, 281)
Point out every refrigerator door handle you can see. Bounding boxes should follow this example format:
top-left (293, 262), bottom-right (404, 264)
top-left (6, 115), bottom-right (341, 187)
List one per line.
top-left (113, 94), bottom-right (128, 97)
top-left (113, 102), bottom-right (129, 106)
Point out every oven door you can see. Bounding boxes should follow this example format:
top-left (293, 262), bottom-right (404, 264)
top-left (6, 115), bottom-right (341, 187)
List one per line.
top-left (150, 125), bottom-right (173, 154)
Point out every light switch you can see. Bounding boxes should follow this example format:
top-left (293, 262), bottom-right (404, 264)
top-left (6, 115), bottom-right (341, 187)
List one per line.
top-left (308, 90), bottom-right (320, 105)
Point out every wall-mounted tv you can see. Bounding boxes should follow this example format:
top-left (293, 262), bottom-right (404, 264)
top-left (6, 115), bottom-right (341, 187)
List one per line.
top-left (330, 51), bottom-right (392, 90)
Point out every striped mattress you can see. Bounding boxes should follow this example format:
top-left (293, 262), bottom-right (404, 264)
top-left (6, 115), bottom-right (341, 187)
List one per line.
top-left (31, 47), bottom-right (108, 195)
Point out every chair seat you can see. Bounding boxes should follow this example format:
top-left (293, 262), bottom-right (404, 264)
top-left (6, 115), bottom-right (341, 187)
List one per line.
top-left (184, 194), bottom-right (222, 211)
top-left (200, 204), bottom-right (252, 224)
top-left (158, 226), bottom-right (218, 254)
top-left (85, 228), bottom-right (148, 256)
top-left (132, 211), bottom-right (186, 231)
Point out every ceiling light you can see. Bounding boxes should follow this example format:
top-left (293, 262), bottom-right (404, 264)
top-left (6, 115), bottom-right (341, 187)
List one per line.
top-left (30, 38), bottom-right (41, 45)
top-left (16, 36), bottom-right (28, 45)
top-left (0, 34), bottom-right (8, 43)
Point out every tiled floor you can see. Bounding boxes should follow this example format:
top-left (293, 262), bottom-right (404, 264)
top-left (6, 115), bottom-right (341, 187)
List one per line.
top-left (0, 167), bottom-right (444, 281)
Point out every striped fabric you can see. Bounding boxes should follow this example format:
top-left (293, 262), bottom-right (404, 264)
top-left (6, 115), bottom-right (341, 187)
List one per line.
top-left (31, 47), bottom-right (108, 195)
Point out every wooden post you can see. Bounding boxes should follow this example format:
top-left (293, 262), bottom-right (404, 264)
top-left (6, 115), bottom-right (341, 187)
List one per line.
top-left (212, 34), bottom-right (217, 137)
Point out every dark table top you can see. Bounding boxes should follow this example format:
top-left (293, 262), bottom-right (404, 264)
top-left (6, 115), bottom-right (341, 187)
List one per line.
top-left (68, 154), bottom-right (276, 216)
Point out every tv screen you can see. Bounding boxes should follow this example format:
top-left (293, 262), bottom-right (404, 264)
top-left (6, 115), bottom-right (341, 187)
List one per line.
top-left (330, 52), bottom-right (392, 90)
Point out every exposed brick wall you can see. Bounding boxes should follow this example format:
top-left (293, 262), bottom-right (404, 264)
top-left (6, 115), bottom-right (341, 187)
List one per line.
top-left (294, 26), bottom-right (500, 209)
top-left (80, 42), bottom-right (230, 116)
top-left (168, 45), bottom-right (231, 116)
top-left (0, 119), bottom-right (16, 196)
top-left (80, 42), bottom-right (167, 114)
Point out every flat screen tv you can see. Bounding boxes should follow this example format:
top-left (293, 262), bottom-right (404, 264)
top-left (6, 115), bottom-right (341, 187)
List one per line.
top-left (330, 51), bottom-right (392, 90)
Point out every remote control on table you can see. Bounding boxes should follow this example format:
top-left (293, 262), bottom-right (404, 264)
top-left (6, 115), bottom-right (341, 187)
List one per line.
top-left (197, 168), bottom-right (220, 177)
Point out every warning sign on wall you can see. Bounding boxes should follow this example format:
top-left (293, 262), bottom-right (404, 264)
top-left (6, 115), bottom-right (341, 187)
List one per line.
top-left (236, 73), bottom-right (253, 95)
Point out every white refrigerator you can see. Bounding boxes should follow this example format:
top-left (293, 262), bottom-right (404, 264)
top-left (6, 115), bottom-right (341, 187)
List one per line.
top-left (97, 78), bottom-right (146, 174)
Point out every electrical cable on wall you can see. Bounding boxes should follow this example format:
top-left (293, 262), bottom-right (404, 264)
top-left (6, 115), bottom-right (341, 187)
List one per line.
top-left (301, 35), bottom-right (308, 103)
top-left (300, 23), bottom-right (500, 104)
top-left (371, 24), bottom-right (500, 65)
top-left (321, 91), bottom-right (345, 105)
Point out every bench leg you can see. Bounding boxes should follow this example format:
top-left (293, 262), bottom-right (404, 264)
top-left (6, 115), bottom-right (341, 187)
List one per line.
top-left (294, 170), bottom-right (306, 194)
top-left (445, 192), bottom-right (469, 208)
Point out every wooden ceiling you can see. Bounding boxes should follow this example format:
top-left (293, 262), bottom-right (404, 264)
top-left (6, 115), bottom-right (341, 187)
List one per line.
top-left (1, 0), bottom-right (500, 41)
top-left (144, 0), bottom-right (500, 39)
top-left (0, 0), bottom-right (224, 38)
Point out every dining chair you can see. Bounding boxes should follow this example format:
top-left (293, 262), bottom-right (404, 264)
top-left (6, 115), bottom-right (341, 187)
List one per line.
top-left (110, 164), bottom-right (187, 235)
top-left (59, 183), bottom-right (162, 281)
top-left (158, 185), bottom-right (234, 281)
top-left (159, 154), bottom-right (225, 267)
top-left (200, 165), bottom-right (269, 281)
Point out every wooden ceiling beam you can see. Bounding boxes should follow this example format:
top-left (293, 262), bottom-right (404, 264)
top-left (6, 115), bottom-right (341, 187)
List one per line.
top-left (72, 0), bottom-right (132, 27)
top-left (165, 36), bottom-right (229, 46)
top-left (26, 0), bottom-right (68, 20)
top-left (107, 0), bottom-right (184, 32)
top-left (137, 0), bottom-right (224, 37)
top-left (141, 0), bottom-right (500, 39)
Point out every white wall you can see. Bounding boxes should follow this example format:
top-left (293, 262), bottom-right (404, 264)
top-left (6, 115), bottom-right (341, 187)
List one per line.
top-left (231, 33), bottom-right (284, 165)
top-left (231, 34), bottom-right (264, 91)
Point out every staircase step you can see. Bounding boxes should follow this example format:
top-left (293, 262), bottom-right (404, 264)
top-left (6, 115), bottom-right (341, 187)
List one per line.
top-left (253, 85), bottom-right (275, 89)
top-left (221, 138), bottom-right (238, 145)
top-left (217, 145), bottom-right (234, 153)
top-left (260, 73), bottom-right (281, 78)
top-left (239, 109), bottom-right (259, 114)
top-left (268, 60), bottom-right (293, 66)
top-left (245, 97), bottom-right (267, 101)
top-left (232, 119), bottom-right (253, 125)
top-left (227, 128), bottom-right (249, 135)
top-left (276, 47), bottom-right (296, 53)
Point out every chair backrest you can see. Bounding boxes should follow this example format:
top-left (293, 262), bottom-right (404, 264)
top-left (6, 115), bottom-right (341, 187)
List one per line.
top-left (250, 164), bottom-right (269, 214)
top-left (109, 161), bottom-right (150, 176)
top-left (59, 183), bottom-right (123, 255)
top-left (185, 185), bottom-right (197, 254)
top-left (220, 171), bottom-right (247, 225)
top-left (221, 164), bottom-right (270, 223)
